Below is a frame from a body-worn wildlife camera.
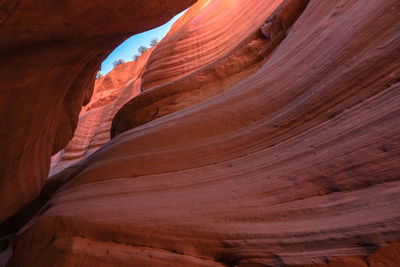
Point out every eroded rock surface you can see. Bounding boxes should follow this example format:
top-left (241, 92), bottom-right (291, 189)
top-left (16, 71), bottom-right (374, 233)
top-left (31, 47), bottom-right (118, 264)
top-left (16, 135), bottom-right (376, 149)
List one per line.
top-left (111, 0), bottom-right (310, 136)
top-left (0, 0), bottom-right (195, 223)
top-left (2, 0), bottom-right (400, 266)
top-left (50, 48), bottom-right (154, 176)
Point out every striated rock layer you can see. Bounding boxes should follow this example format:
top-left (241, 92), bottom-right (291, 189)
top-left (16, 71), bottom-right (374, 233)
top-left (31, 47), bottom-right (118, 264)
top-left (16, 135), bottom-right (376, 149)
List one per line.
top-left (50, 48), bottom-right (154, 176)
top-left (0, 0), bottom-right (195, 223)
top-left (3, 0), bottom-right (400, 266)
top-left (112, 0), bottom-right (310, 136)
top-left (141, 0), bottom-right (283, 91)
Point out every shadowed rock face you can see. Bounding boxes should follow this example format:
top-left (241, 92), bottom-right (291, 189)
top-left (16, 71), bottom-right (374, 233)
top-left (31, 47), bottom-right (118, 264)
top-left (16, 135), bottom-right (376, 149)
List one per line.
top-left (0, 0), bottom-right (195, 223)
top-left (50, 48), bottom-right (154, 176)
top-left (2, 0), bottom-right (400, 266)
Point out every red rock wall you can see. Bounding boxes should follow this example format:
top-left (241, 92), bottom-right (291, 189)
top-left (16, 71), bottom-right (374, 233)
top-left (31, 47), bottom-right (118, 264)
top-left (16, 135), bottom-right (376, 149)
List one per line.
top-left (111, 0), bottom-right (310, 136)
top-left (3, 0), bottom-right (400, 266)
top-left (141, 0), bottom-right (284, 91)
top-left (0, 0), bottom-right (195, 223)
top-left (50, 48), bottom-right (153, 176)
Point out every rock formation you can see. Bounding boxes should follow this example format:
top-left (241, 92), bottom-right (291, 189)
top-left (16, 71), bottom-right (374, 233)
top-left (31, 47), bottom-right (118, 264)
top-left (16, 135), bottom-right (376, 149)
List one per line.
top-left (111, 0), bottom-right (310, 136)
top-left (0, 0), bottom-right (195, 223)
top-left (1, 0), bottom-right (400, 266)
top-left (50, 48), bottom-right (154, 176)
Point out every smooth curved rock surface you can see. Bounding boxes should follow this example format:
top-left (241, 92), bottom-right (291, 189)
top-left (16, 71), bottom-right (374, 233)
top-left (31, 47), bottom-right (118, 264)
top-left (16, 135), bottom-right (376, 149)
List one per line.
top-left (4, 0), bottom-right (400, 266)
top-left (141, 0), bottom-right (283, 91)
top-left (50, 48), bottom-right (154, 176)
top-left (0, 0), bottom-right (195, 223)
top-left (111, 0), bottom-right (310, 136)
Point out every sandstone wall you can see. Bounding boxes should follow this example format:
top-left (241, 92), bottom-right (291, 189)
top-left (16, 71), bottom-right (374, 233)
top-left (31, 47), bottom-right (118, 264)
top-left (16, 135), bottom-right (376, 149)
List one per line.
top-left (1, 0), bottom-right (400, 266)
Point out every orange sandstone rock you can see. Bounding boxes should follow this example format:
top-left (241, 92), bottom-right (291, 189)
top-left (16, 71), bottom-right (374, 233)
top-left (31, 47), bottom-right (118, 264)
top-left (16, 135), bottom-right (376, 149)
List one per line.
top-left (3, 0), bottom-right (400, 266)
top-left (111, 0), bottom-right (310, 136)
top-left (0, 0), bottom-right (195, 223)
top-left (50, 48), bottom-right (154, 176)
top-left (141, 0), bottom-right (282, 91)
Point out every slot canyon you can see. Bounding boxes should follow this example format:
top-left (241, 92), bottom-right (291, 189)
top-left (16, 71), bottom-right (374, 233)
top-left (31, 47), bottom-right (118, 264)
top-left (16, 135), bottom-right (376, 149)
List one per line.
top-left (1, 0), bottom-right (400, 266)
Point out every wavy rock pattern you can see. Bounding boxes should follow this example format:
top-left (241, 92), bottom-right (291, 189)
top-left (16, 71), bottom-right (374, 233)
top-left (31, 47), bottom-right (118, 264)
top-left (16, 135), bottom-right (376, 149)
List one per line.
top-left (50, 48), bottom-right (153, 176)
top-left (111, 0), bottom-right (310, 136)
top-left (3, 0), bottom-right (400, 266)
top-left (141, 0), bottom-right (283, 91)
top-left (0, 0), bottom-right (195, 223)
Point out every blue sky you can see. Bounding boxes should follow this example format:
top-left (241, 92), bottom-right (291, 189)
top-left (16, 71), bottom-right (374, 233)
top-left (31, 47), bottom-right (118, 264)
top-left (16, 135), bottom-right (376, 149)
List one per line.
top-left (100, 10), bottom-right (186, 75)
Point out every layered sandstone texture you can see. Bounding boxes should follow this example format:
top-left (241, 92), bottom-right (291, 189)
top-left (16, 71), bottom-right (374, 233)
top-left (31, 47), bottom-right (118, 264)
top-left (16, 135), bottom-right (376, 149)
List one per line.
top-left (50, 48), bottom-right (153, 176)
top-left (3, 0), bottom-right (400, 266)
top-left (112, 0), bottom-right (309, 135)
top-left (0, 0), bottom-right (195, 223)
top-left (141, 0), bottom-right (282, 90)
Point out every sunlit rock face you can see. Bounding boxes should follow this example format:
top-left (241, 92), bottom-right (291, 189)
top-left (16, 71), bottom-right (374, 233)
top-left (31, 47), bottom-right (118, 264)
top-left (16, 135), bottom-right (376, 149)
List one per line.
top-left (2, 0), bottom-right (400, 266)
top-left (50, 48), bottom-right (154, 176)
top-left (0, 0), bottom-right (195, 223)
top-left (111, 0), bottom-right (310, 136)
top-left (141, 0), bottom-right (283, 91)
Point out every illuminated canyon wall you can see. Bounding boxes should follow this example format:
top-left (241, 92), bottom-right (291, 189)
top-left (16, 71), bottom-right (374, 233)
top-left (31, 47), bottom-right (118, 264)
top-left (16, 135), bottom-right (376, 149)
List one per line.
top-left (1, 0), bottom-right (400, 266)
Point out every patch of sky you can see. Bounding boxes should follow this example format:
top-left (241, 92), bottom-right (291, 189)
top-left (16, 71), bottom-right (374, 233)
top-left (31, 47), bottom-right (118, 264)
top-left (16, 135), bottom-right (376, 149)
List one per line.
top-left (100, 10), bottom-right (186, 75)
